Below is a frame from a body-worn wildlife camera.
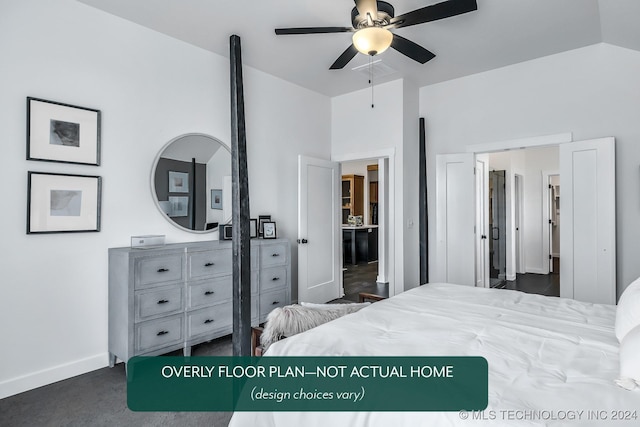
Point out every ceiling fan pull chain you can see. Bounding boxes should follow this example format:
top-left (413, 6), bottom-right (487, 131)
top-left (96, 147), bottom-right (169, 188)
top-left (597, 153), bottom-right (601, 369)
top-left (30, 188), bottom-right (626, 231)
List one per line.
top-left (370, 55), bottom-right (374, 108)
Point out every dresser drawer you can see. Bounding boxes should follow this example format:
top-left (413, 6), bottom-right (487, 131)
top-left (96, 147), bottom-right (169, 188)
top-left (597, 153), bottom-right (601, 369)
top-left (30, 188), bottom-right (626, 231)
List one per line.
top-left (135, 315), bottom-right (183, 353)
top-left (135, 255), bottom-right (183, 288)
top-left (135, 285), bottom-right (183, 322)
top-left (259, 266), bottom-right (288, 292)
top-left (188, 304), bottom-right (232, 339)
top-left (259, 288), bottom-right (288, 318)
top-left (188, 248), bottom-right (232, 280)
top-left (260, 243), bottom-right (288, 268)
top-left (188, 276), bottom-right (232, 309)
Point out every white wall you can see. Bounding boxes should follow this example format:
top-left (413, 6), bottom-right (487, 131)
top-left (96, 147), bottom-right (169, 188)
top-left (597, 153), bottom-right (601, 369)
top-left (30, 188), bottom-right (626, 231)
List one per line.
top-left (523, 146), bottom-right (559, 273)
top-left (402, 80), bottom-right (420, 289)
top-left (421, 43), bottom-right (640, 299)
top-left (0, 0), bottom-right (330, 398)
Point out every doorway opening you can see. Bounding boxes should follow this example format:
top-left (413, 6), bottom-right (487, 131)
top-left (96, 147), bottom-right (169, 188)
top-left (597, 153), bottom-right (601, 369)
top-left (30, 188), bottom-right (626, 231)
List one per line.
top-left (338, 158), bottom-right (389, 302)
top-left (548, 174), bottom-right (560, 275)
top-left (477, 146), bottom-right (560, 297)
top-left (489, 170), bottom-right (507, 288)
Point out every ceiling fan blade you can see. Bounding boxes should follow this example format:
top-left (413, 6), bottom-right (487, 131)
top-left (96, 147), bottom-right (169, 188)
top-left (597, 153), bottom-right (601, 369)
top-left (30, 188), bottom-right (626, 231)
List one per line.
top-left (388, 0), bottom-right (477, 29)
top-left (355, 0), bottom-right (378, 21)
top-left (330, 44), bottom-right (359, 69)
top-left (390, 34), bottom-right (435, 64)
top-left (275, 27), bottom-right (354, 35)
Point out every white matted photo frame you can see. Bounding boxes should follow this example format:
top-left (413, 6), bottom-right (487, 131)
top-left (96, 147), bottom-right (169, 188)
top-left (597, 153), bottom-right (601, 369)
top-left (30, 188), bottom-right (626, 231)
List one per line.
top-left (168, 196), bottom-right (189, 217)
top-left (168, 171), bottom-right (189, 193)
top-left (27, 172), bottom-right (101, 234)
top-left (258, 215), bottom-right (271, 236)
top-left (262, 221), bottom-right (277, 239)
top-left (211, 189), bottom-right (223, 209)
top-left (27, 97), bottom-right (101, 165)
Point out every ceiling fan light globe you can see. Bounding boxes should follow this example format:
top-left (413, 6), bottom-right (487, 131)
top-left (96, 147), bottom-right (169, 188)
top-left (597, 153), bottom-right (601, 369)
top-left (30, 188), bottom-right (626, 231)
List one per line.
top-left (352, 27), bottom-right (393, 56)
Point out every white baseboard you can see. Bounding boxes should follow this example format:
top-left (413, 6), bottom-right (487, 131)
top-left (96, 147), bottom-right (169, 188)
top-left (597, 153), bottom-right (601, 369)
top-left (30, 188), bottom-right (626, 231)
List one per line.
top-left (526, 268), bottom-right (549, 275)
top-left (376, 275), bottom-right (389, 284)
top-left (0, 353), bottom-right (108, 400)
top-left (506, 274), bottom-right (516, 281)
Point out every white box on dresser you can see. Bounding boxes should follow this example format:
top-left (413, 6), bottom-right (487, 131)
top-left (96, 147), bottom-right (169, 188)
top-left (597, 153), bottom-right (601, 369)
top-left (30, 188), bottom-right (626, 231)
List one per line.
top-left (108, 238), bottom-right (290, 368)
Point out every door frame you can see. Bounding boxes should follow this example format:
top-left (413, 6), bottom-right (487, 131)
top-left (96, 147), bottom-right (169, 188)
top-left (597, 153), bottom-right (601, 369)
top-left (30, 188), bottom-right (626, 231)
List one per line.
top-left (333, 148), bottom-right (395, 296)
top-left (542, 171), bottom-right (559, 274)
top-left (514, 173), bottom-right (525, 274)
top-left (475, 154), bottom-right (489, 288)
top-left (466, 133), bottom-right (573, 286)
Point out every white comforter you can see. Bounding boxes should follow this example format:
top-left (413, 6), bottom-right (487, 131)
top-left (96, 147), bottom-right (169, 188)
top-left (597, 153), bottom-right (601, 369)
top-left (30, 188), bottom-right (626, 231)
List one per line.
top-left (230, 283), bottom-right (640, 426)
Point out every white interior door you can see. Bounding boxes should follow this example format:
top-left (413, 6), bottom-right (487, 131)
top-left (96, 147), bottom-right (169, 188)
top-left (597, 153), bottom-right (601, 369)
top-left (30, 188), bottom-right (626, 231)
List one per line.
top-left (559, 137), bottom-right (616, 304)
top-left (298, 155), bottom-right (341, 303)
top-left (475, 154), bottom-right (489, 288)
top-left (435, 153), bottom-right (475, 285)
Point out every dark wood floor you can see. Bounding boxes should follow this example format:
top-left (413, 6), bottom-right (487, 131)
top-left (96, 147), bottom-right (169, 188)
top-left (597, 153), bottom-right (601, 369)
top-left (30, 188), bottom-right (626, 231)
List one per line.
top-left (506, 273), bottom-right (559, 296)
top-left (494, 270), bottom-right (560, 297)
top-left (341, 262), bottom-right (560, 301)
top-left (340, 262), bottom-right (388, 302)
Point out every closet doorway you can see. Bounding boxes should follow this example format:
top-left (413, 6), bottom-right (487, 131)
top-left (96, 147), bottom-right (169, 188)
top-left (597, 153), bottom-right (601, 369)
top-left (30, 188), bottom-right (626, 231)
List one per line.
top-left (489, 170), bottom-right (507, 288)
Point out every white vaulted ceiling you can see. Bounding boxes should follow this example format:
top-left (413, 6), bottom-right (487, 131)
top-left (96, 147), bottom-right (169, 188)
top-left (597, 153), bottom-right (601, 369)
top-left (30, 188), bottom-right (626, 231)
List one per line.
top-left (76, 0), bottom-right (640, 97)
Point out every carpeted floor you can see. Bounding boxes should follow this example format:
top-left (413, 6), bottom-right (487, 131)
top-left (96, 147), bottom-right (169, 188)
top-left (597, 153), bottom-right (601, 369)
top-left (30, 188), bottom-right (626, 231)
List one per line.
top-left (1, 264), bottom-right (387, 426)
top-left (0, 336), bottom-right (234, 427)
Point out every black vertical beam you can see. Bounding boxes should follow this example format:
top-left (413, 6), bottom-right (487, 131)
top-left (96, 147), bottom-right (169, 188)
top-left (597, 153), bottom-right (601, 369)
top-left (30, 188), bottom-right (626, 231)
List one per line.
top-left (190, 158), bottom-right (196, 230)
top-left (419, 118), bottom-right (429, 284)
top-left (230, 35), bottom-right (251, 356)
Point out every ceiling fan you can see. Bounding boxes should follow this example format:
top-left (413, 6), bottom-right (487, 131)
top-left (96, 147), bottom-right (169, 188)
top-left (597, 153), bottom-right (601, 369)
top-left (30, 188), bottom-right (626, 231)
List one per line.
top-left (275, 0), bottom-right (477, 69)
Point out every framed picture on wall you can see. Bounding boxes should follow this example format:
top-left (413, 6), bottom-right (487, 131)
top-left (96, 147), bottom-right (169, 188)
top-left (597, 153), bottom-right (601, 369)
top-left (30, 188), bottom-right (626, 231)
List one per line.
top-left (263, 221), bottom-right (277, 239)
top-left (27, 97), bottom-right (101, 165)
top-left (168, 171), bottom-right (189, 193)
top-left (27, 171), bottom-right (101, 234)
top-left (211, 189), bottom-right (222, 209)
top-left (168, 196), bottom-right (188, 217)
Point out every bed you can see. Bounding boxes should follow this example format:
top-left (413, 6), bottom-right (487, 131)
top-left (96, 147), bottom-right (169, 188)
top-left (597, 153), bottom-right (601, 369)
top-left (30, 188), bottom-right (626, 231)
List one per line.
top-left (229, 283), bottom-right (640, 426)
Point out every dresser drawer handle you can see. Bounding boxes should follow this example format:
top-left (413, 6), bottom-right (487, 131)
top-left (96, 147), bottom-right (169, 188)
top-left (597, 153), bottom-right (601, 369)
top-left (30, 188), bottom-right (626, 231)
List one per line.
top-left (204, 319), bottom-right (215, 324)
top-left (157, 299), bottom-right (169, 304)
top-left (272, 301), bottom-right (280, 305)
top-left (204, 291), bottom-right (215, 296)
top-left (157, 268), bottom-right (169, 273)
top-left (271, 277), bottom-right (280, 281)
top-left (204, 262), bottom-right (215, 267)
top-left (157, 330), bottom-right (169, 336)
top-left (271, 253), bottom-right (280, 257)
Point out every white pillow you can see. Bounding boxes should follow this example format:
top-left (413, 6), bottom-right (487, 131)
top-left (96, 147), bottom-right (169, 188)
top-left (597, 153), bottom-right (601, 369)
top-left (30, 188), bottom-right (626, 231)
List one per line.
top-left (615, 324), bottom-right (640, 390)
top-left (615, 277), bottom-right (640, 342)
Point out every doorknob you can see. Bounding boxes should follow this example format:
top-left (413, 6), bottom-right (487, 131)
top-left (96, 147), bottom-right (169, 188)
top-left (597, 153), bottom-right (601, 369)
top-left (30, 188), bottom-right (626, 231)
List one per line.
top-left (297, 238), bottom-right (308, 244)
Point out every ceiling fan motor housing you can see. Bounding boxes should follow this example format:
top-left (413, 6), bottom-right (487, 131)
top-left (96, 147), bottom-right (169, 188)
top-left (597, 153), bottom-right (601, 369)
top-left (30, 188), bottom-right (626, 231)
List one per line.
top-left (351, 1), bottom-right (395, 28)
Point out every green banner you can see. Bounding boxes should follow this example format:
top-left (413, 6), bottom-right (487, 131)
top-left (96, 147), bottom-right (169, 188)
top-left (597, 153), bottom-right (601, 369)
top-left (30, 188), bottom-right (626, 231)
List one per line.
top-left (127, 356), bottom-right (487, 412)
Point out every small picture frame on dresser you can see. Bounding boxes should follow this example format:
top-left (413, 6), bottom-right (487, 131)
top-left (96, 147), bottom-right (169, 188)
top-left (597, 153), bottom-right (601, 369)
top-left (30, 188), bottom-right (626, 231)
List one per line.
top-left (262, 221), bottom-right (277, 239)
top-left (258, 215), bottom-right (271, 236)
top-left (221, 223), bottom-right (233, 240)
top-left (250, 218), bottom-right (258, 238)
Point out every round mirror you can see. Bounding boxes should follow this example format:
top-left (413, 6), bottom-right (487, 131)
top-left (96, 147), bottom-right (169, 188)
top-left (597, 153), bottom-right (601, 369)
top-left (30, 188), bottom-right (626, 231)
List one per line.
top-left (151, 133), bottom-right (232, 233)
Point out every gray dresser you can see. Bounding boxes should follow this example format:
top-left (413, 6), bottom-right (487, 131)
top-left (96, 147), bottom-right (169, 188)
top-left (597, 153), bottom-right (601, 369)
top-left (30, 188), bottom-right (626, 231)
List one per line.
top-left (108, 239), bottom-right (290, 367)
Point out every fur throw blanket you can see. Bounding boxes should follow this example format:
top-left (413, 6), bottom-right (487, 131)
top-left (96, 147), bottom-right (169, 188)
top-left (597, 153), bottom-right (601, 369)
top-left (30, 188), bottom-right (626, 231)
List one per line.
top-left (260, 302), bottom-right (370, 351)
